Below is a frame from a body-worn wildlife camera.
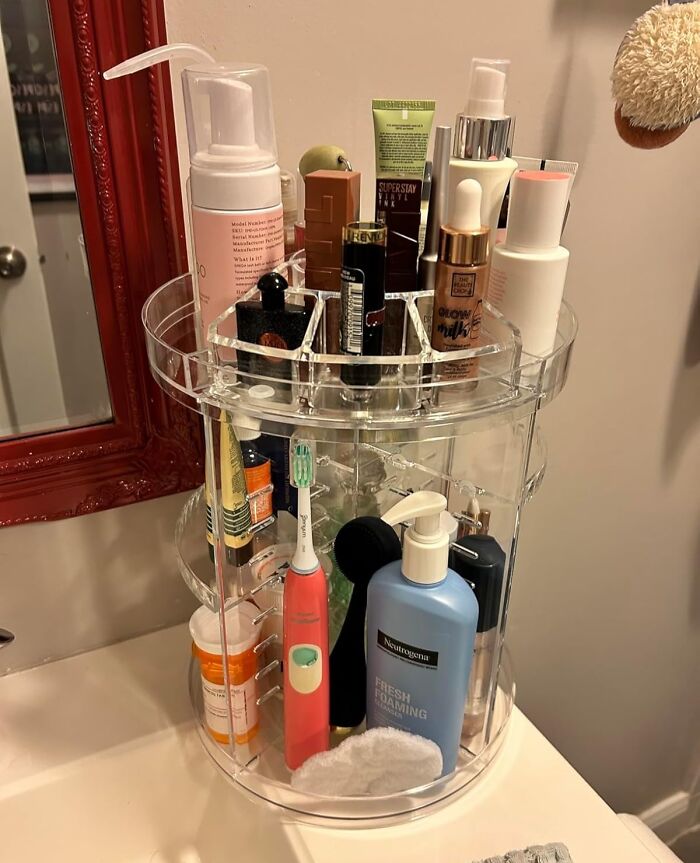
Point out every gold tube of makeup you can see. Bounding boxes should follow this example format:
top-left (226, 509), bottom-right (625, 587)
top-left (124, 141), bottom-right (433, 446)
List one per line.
top-left (220, 411), bottom-right (253, 566)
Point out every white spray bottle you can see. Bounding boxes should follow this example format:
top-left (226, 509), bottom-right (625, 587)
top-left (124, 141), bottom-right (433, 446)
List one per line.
top-left (448, 58), bottom-right (518, 246)
top-left (105, 45), bottom-right (284, 342)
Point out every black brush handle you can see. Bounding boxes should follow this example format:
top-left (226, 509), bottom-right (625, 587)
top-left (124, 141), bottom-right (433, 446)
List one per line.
top-left (329, 581), bottom-right (369, 728)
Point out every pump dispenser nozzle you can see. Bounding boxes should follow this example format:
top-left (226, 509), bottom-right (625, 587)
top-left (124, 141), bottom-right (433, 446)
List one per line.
top-left (382, 491), bottom-right (450, 585)
top-left (187, 71), bottom-right (277, 170)
top-left (466, 63), bottom-right (508, 120)
top-left (104, 43), bottom-right (279, 177)
top-left (453, 57), bottom-right (513, 162)
top-left (205, 78), bottom-right (256, 150)
top-left (103, 43), bottom-right (216, 80)
top-left (198, 78), bottom-right (274, 167)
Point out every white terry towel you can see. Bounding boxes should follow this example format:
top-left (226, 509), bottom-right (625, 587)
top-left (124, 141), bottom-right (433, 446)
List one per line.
top-left (474, 845), bottom-right (572, 863)
top-left (290, 727), bottom-right (443, 796)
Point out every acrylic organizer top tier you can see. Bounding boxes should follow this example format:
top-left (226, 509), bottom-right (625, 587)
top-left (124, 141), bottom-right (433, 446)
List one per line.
top-left (143, 254), bottom-right (576, 432)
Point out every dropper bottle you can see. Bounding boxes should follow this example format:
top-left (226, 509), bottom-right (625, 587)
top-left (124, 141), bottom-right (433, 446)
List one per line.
top-left (105, 46), bottom-right (284, 342)
top-left (430, 179), bottom-right (490, 384)
top-left (448, 58), bottom-right (518, 246)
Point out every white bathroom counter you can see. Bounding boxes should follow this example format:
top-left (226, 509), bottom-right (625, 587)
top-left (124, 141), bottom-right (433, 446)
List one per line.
top-left (0, 624), bottom-right (660, 862)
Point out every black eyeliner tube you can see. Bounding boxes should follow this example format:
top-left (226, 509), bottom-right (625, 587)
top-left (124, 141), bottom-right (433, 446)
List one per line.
top-left (339, 221), bottom-right (387, 389)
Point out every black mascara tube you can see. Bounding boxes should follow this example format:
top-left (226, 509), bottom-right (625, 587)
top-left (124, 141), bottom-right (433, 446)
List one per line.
top-left (339, 221), bottom-right (387, 389)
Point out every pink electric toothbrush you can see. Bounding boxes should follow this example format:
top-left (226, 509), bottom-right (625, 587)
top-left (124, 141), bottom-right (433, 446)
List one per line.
top-left (283, 439), bottom-right (329, 770)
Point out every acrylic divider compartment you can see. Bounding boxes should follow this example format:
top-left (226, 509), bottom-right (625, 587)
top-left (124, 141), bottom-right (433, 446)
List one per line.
top-left (142, 258), bottom-right (576, 825)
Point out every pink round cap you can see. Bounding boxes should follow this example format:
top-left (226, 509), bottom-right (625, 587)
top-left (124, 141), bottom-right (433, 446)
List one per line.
top-left (505, 171), bottom-right (571, 252)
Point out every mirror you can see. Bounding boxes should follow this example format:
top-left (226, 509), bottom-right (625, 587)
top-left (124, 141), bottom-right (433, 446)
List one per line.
top-left (0, 0), bottom-right (202, 525)
top-left (0, 0), bottom-right (111, 438)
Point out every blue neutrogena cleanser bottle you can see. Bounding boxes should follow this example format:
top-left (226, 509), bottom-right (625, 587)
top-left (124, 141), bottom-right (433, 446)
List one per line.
top-left (366, 491), bottom-right (478, 775)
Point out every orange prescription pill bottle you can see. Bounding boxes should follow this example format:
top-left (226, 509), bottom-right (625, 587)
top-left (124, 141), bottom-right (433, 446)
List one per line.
top-left (190, 601), bottom-right (261, 745)
top-left (244, 457), bottom-right (273, 524)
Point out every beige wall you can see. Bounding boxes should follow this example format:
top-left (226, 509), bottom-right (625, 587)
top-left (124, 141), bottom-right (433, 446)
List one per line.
top-left (1, 493), bottom-right (198, 675)
top-left (164, 0), bottom-right (700, 815)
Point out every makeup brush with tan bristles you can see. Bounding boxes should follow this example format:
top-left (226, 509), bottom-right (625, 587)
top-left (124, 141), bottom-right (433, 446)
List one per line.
top-left (612, 0), bottom-right (700, 149)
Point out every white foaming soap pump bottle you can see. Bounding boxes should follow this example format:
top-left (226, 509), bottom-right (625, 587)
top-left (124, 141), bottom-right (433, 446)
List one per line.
top-left (448, 58), bottom-right (518, 245)
top-left (105, 45), bottom-right (284, 341)
top-left (366, 491), bottom-right (478, 775)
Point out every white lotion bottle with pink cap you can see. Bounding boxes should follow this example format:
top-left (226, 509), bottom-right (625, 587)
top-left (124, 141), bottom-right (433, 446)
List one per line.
top-left (105, 46), bottom-right (284, 342)
top-left (487, 170), bottom-right (571, 357)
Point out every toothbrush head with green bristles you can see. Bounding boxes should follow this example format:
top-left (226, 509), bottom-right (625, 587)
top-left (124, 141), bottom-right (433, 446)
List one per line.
top-left (291, 440), bottom-right (314, 489)
top-left (290, 439), bottom-right (319, 574)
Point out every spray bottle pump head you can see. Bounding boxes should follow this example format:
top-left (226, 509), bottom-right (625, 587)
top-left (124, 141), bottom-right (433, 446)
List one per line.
top-left (382, 491), bottom-right (450, 585)
top-left (465, 57), bottom-right (510, 120)
top-left (453, 57), bottom-right (512, 161)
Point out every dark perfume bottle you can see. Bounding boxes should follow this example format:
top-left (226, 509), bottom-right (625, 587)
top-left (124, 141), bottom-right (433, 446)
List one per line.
top-left (236, 272), bottom-right (311, 383)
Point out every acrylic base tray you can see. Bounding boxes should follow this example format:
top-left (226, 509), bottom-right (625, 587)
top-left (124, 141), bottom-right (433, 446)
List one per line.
top-left (189, 646), bottom-right (515, 826)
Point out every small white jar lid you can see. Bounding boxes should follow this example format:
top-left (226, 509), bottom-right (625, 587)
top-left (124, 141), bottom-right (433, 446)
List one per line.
top-left (189, 600), bottom-right (260, 657)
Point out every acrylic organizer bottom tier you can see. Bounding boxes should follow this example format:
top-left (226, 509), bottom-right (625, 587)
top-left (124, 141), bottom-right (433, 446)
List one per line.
top-left (189, 637), bottom-right (515, 824)
top-left (178, 409), bottom-right (525, 826)
top-left (179, 483), bottom-right (516, 824)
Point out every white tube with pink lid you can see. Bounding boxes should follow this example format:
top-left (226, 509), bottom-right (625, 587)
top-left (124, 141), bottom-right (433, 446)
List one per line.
top-left (487, 170), bottom-right (571, 357)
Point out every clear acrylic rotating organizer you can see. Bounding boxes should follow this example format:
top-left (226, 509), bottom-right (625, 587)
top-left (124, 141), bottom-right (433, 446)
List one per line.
top-left (142, 254), bottom-right (576, 825)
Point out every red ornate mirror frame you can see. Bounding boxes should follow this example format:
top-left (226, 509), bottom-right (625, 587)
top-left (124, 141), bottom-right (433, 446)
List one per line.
top-left (0, 0), bottom-right (203, 524)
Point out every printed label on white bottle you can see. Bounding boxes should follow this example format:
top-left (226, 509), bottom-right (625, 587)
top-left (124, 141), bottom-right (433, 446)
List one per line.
top-left (201, 674), bottom-right (258, 741)
top-left (487, 265), bottom-right (507, 307)
top-left (192, 205), bottom-right (284, 339)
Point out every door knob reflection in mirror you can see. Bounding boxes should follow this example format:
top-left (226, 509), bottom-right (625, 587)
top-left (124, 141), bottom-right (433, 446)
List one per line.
top-left (0, 246), bottom-right (27, 279)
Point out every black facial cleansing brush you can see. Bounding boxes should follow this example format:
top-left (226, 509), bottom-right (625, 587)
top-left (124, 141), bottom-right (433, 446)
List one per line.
top-left (330, 516), bottom-right (402, 728)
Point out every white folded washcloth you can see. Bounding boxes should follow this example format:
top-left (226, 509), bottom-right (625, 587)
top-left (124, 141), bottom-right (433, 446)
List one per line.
top-left (290, 727), bottom-right (443, 796)
top-left (476, 845), bottom-right (572, 863)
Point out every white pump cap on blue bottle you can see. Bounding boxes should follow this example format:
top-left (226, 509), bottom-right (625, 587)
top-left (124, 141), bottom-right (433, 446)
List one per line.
top-left (382, 491), bottom-right (450, 585)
